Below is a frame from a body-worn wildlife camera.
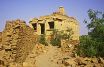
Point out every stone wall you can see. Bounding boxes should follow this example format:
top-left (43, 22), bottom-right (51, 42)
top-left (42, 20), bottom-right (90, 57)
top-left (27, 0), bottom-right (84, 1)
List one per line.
top-left (1, 19), bottom-right (37, 66)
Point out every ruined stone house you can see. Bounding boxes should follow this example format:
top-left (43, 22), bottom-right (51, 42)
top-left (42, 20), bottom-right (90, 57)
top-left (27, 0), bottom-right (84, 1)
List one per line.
top-left (29, 7), bottom-right (79, 40)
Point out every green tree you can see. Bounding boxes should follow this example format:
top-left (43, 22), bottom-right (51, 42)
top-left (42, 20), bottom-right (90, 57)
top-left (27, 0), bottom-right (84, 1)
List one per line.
top-left (86, 9), bottom-right (104, 57)
top-left (77, 9), bottom-right (104, 57)
top-left (86, 9), bottom-right (104, 42)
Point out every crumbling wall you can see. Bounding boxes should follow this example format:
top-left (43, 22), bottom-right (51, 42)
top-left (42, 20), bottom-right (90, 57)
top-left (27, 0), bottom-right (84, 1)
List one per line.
top-left (1, 19), bottom-right (37, 66)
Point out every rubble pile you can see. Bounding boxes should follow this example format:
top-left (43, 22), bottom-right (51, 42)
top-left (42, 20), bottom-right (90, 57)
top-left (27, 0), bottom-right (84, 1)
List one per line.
top-left (61, 40), bottom-right (76, 57)
top-left (60, 40), bottom-right (104, 67)
top-left (1, 19), bottom-right (37, 66)
top-left (62, 57), bottom-right (104, 67)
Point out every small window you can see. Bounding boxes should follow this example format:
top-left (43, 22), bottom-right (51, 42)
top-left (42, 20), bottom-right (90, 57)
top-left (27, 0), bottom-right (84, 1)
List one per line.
top-left (32, 23), bottom-right (37, 31)
top-left (48, 22), bottom-right (54, 29)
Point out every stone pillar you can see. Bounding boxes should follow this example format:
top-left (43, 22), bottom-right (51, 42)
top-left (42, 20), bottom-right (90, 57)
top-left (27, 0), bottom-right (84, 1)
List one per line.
top-left (58, 6), bottom-right (66, 15)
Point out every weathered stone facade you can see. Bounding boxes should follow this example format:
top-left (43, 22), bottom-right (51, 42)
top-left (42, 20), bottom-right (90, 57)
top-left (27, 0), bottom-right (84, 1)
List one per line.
top-left (1, 20), bottom-right (37, 66)
top-left (29, 7), bottom-right (79, 40)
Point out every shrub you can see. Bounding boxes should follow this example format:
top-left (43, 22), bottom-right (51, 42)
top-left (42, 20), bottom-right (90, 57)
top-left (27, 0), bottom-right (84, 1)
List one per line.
top-left (97, 42), bottom-right (104, 57)
top-left (38, 35), bottom-right (48, 46)
top-left (76, 36), bottom-right (96, 57)
top-left (76, 35), bottom-right (104, 57)
top-left (50, 29), bottom-right (61, 47)
top-left (77, 9), bottom-right (104, 57)
top-left (50, 28), bottom-right (72, 47)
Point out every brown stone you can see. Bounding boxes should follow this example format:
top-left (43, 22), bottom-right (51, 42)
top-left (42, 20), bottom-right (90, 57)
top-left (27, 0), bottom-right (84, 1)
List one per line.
top-left (63, 58), bottom-right (76, 67)
top-left (99, 58), bottom-right (104, 64)
top-left (1, 19), bottom-right (37, 66)
top-left (91, 58), bottom-right (98, 63)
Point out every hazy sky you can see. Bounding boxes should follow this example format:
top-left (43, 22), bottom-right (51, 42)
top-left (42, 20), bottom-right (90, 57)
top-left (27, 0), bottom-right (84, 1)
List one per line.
top-left (0, 0), bottom-right (104, 35)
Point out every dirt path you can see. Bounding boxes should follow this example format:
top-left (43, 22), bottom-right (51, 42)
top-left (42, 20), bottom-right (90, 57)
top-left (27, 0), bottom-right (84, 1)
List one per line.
top-left (35, 46), bottom-right (60, 67)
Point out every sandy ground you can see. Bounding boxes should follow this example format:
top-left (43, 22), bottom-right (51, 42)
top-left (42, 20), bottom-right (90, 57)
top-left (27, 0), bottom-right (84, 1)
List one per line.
top-left (35, 46), bottom-right (60, 67)
top-left (1, 44), bottom-right (104, 67)
top-left (23, 45), bottom-right (63, 67)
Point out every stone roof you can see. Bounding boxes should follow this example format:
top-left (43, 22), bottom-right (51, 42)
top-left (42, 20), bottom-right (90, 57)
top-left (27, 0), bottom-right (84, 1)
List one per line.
top-left (29, 7), bottom-right (77, 23)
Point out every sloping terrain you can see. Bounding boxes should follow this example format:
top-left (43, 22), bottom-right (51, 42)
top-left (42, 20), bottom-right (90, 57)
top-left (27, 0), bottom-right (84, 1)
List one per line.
top-left (35, 46), bottom-right (61, 67)
top-left (23, 45), bottom-right (64, 67)
top-left (0, 20), bottom-right (104, 67)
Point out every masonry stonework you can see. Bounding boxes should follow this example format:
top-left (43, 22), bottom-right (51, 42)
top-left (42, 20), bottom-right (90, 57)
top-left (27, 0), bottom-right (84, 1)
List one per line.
top-left (29, 7), bottom-right (79, 41)
top-left (1, 20), bottom-right (37, 66)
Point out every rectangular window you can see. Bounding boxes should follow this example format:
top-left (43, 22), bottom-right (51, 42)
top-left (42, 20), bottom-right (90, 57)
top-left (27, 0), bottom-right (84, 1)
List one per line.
top-left (32, 23), bottom-right (37, 32)
top-left (48, 22), bottom-right (54, 29)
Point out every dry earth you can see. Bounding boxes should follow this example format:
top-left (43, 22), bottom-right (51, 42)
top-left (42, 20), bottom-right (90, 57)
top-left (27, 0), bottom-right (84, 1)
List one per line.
top-left (23, 44), bottom-right (104, 67)
top-left (0, 20), bottom-right (104, 67)
top-left (23, 45), bottom-right (64, 67)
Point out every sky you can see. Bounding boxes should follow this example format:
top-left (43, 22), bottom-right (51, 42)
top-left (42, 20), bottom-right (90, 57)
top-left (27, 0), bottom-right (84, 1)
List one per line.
top-left (0, 0), bottom-right (104, 35)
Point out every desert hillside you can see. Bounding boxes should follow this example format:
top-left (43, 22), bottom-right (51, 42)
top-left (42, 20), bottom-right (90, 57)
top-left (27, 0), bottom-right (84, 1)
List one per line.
top-left (0, 20), bottom-right (104, 67)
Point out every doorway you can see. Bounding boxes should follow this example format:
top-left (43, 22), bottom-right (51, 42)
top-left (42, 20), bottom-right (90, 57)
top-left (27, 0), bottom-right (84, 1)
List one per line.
top-left (40, 24), bottom-right (45, 34)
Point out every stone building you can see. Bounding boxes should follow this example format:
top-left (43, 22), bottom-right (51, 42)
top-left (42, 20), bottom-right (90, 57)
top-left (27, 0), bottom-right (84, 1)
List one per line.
top-left (29, 7), bottom-right (79, 40)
